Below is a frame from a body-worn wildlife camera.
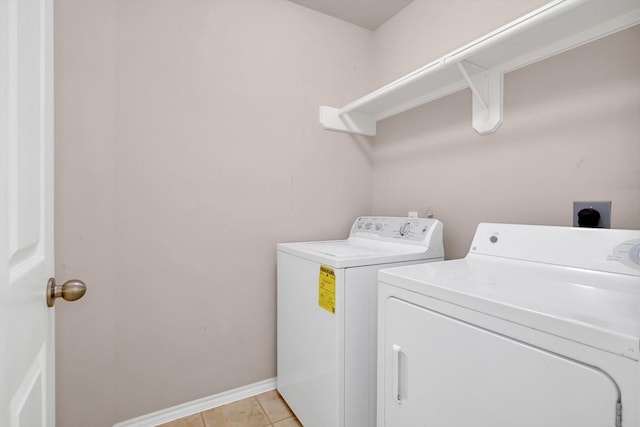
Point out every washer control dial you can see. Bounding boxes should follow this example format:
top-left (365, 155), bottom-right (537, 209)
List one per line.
top-left (399, 222), bottom-right (414, 237)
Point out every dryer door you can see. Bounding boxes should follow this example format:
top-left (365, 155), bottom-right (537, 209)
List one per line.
top-left (381, 298), bottom-right (620, 427)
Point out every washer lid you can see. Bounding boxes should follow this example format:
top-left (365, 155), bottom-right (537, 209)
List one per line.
top-left (301, 240), bottom-right (393, 257)
top-left (379, 256), bottom-right (640, 360)
top-left (277, 216), bottom-right (444, 268)
top-left (278, 238), bottom-right (441, 268)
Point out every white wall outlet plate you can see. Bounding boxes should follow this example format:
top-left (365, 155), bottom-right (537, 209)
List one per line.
top-left (573, 201), bottom-right (611, 228)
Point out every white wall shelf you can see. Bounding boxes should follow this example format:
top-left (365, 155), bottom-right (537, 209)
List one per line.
top-left (320, 0), bottom-right (640, 136)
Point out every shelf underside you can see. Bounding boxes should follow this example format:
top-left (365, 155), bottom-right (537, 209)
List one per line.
top-left (321, 0), bottom-right (640, 136)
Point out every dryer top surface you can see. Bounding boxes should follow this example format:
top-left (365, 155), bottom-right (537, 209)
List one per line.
top-left (379, 224), bottom-right (640, 360)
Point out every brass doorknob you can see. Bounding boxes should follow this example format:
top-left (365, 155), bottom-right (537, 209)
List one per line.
top-left (46, 278), bottom-right (86, 307)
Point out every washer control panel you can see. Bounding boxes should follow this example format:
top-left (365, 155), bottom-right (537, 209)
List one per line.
top-left (350, 216), bottom-right (440, 243)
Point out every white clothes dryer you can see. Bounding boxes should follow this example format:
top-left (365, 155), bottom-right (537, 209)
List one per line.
top-left (377, 223), bottom-right (640, 427)
top-left (277, 217), bottom-right (444, 427)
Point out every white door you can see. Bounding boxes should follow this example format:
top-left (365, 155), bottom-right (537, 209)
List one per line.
top-left (0, 0), bottom-right (55, 425)
top-left (380, 297), bottom-right (621, 427)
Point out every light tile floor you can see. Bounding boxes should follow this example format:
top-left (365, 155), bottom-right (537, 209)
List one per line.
top-left (157, 390), bottom-right (301, 427)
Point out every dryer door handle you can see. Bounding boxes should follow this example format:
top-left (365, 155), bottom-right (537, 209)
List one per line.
top-left (392, 344), bottom-right (405, 404)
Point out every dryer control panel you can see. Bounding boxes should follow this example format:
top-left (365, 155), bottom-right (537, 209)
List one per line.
top-left (470, 223), bottom-right (640, 275)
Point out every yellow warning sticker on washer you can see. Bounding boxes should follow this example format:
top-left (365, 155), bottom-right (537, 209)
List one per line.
top-left (318, 265), bottom-right (336, 314)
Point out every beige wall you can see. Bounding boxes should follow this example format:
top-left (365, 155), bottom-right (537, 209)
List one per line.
top-left (54, 0), bottom-right (640, 425)
top-left (54, 0), bottom-right (117, 425)
top-left (371, 1), bottom-right (640, 258)
top-left (371, 0), bottom-right (549, 87)
top-left (55, 0), bottom-right (372, 425)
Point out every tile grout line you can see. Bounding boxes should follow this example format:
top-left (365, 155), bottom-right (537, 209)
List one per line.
top-left (253, 396), bottom-right (274, 426)
top-left (158, 393), bottom-right (299, 427)
top-left (254, 393), bottom-right (297, 427)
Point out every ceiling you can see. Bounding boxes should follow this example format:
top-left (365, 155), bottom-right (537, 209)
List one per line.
top-left (288, 0), bottom-right (414, 31)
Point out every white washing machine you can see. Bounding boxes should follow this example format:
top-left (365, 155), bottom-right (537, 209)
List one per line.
top-left (277, 216), bottom-right (444, 427)
top-left (378, 223), bottom-right (640, 427)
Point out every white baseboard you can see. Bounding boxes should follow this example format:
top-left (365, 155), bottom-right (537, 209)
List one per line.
top-left (112, 377), bottom-right (277, 427)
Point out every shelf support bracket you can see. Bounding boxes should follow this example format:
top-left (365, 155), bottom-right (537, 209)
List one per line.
top-left (319, 106), bottom-right (376, 136)
top-left (456, 61), bottom-right (503, 134)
